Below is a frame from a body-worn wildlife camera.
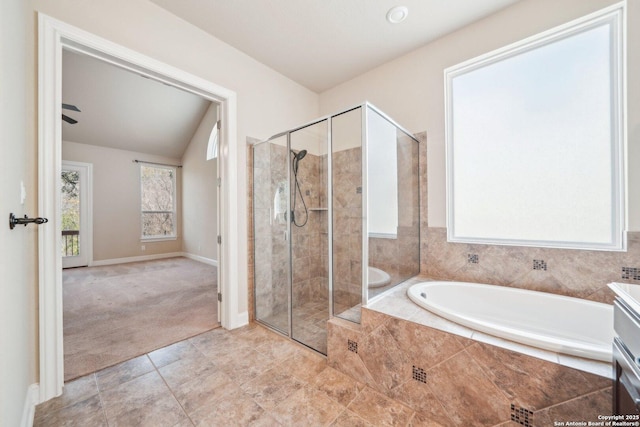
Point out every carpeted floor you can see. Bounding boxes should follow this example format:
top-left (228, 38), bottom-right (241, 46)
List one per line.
top-left (63, 257), bottom-right (218, 381)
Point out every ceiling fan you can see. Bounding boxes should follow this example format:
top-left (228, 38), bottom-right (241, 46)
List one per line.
top-left (62, 103), bottom-right (81, 124)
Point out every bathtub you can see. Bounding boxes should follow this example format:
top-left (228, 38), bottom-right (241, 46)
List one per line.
top-left (368, 266), bottom-right (391, 288)
top-left (407, 281), bottom-right (613, 362)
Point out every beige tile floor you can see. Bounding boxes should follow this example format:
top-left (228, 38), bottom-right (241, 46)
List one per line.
top-left (35, 323), bottom-right (425, 426)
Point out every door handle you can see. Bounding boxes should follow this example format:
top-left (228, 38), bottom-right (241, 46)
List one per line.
top-left (9, 213), bottom-right (49, 230)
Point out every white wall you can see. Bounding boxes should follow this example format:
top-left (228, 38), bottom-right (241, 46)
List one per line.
top-left (182, 103), bottom-right (218, 261)
top-left (63, 141), bottom-right (183, 261)
top-left (319, 0), bottom-right (640, 231)
top-left (0, 0), bottom-right (38, 425)
top-left (31, 0), bottom-right (320, 318)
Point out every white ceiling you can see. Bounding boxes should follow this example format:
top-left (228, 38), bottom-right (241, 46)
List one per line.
top-left (61, 2), bottom-right (522, 156)
top-left (62, 50), bottom-right (212, 159)
top-left (150, 0), bottom-right (521, 93)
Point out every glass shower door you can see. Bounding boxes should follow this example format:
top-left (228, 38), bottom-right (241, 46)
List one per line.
top-left (331, 107), bottom-right (363, 323)
top-left (253, 136), bottom-right (290, 334)
top-left (290, 120), bottom-right (329, 354)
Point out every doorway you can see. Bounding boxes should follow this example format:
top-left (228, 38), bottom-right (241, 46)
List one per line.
top-left (38, 13), bottom-right (242, 402)
top-left (61, 161), bottom-right (92, 269)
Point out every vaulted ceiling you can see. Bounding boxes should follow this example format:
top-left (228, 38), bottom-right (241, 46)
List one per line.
top-left (62, 50), bottom-right (212, 159)
top-left (62, 1), bottom-right (523, 156)
top-left (150, 0), bottom-right (521, 92)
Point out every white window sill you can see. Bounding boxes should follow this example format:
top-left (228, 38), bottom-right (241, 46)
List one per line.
top-left (141, 236), bottom-right (177, 243)
top-left (368, 232), bottom-right (397, 240)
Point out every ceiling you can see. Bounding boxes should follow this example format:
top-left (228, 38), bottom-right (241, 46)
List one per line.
top-left (62, 50), bottom-right (212, 159)
top-left (150, 0), bottom-right (521, 93)
top-left (61, 2), bottom-right (522, 156)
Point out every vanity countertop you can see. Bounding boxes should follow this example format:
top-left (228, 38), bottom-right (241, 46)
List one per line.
top-left (609, 282), bottom-right (640, 314)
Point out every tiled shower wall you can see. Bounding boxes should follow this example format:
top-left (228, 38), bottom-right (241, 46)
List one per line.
top-left (252, 141), bottom-right (282, 320)
top-left (290, 148), bottom-right (327, 308)
top-left (252, 141), bottom-right (329, 322)
top-left (332, 146), bottom-right (363, 313)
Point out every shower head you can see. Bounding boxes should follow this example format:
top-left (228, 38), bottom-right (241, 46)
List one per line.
top-left (291, 149), bottom-right (307, 162)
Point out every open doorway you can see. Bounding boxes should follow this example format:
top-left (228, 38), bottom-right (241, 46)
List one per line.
top-left (38, 13), bottom-right (242, 401)
top-left (61, 160), bottom-right (92, 269)
top-left (60, 49), bottom-right (221, 381)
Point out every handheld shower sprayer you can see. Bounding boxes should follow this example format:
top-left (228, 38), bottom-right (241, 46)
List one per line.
top-left (291, 149), bottom-right (308, 227)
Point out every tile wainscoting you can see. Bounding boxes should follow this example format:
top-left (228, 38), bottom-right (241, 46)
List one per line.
top-left (424, 228), bottom-right (640, 304)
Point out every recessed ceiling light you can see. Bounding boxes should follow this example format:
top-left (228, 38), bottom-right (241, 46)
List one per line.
top-left (386, 6), bottom-right (409, 24)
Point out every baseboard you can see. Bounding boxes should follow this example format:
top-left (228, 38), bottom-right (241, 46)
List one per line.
top-left (21, 383), bottom-right (39, 427)
top-left (227, 311), bottom-right (249, 329)
top-left (90, 252), bottom-right (183, 267)
top-left (181, 252), bottom-right (218, 267)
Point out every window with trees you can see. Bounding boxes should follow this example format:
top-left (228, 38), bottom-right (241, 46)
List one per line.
top-left (140, 164), bottom-right (177, 239)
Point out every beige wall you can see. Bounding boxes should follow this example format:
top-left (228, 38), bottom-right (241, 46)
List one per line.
top-left (32, 0), bottom-right (319, 319)
top-left (0, 0), bottom-right (38, 425)
top-left (63, 141), bottom-right (183, 261)
top-left (319, 0), bottom-right (640, 231)
top-left (182, 103), bottom-right (219, 261)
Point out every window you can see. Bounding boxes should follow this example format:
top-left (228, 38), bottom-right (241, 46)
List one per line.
top-left (445, 5), bottom-right (624, 250)
top-left (206, 121), bottom-right (219, 160)
top-left (140, 164), bottom-right (177, 239)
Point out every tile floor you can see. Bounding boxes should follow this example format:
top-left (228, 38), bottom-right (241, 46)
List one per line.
top-left (34, 323), bottom-right (425, 426)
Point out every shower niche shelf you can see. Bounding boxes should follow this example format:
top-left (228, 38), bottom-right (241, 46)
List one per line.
top-left (309, 207), bottom-right (327, 211)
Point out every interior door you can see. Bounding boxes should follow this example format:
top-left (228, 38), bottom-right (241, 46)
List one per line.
top-left (61, 161), bottom-right (91, 268)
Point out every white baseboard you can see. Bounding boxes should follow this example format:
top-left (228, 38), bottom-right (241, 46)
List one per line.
top-left (181, 252), bottom-right (218, 267)
top-left (21, 384), bottom-right (39, 427)
top-left (90, 252), bottom-right (183, 267)
top-left (227, 311), bottom-right (249, 329)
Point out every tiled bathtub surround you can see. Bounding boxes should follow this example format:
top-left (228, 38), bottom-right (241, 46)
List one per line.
top-left (327, 288), bottom-right (612, 426)
top-left (425, 228), bottom-right (640, 303)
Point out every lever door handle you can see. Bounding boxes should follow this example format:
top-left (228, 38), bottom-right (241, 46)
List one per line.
top-left (9, 213), bottom-right (49, 230)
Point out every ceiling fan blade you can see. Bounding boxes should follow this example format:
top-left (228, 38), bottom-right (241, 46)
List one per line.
top-left (62, 114), bottom-right (78, 124)
top-left (62, 103), bottom-right (81, 112)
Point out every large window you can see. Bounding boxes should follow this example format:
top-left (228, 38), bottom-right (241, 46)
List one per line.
top-left (140, 164), bottom-right (177, 239)
top-left (445, 5), bottom-right (624, 250)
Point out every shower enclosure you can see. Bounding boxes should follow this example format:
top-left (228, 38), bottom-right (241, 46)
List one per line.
top-left (252, 103), bottom-right (420, 354)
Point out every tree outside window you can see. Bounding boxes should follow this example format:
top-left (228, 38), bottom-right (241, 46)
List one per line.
top-left (140, 165), bottom-right (176, 238)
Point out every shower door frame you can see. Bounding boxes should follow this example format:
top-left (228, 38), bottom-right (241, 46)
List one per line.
top-left (252, 101), bottom-right (419, 351)
top-left (252, 117), bottom-right (333, 350)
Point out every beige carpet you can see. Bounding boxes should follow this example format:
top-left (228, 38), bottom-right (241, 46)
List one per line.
top-left (63, 257), bottom-right (218, 381)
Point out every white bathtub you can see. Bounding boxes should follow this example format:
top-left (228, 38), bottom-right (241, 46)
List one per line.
top-left (368, 266), bottom-right (391, 288)
top-left (407, 281), bottom-right (613, 362)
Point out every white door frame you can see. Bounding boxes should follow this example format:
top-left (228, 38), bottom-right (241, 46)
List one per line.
top-left (61, 161), bottom-right (92, 268)
top-left (38, 13), bottom-right (245, 402)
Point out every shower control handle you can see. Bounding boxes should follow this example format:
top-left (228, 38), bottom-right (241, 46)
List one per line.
top-left (284, 231), bottom-right (288, 241)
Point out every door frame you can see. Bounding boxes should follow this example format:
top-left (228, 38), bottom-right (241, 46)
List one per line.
top-left (61, 161), bottom-right (93, 268)
top-left (38, 13), bottom-right (244, 402)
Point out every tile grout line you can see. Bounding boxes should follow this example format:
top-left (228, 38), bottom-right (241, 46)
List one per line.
top-left (533, 385), bottom-right (613, 414)
top-left (94, 371), bottom-right (112, 427)
top-left (147, 353), bottom-right (197, 427)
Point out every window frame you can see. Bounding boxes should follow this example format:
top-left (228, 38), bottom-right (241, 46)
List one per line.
top-left (139, 163), bottom-right (178, 241)
top-left (444, 3), bottom-right (626, 251)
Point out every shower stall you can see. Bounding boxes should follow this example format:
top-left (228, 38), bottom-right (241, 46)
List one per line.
top-left (252, 103), bottom-right (420, 354)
